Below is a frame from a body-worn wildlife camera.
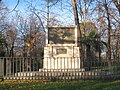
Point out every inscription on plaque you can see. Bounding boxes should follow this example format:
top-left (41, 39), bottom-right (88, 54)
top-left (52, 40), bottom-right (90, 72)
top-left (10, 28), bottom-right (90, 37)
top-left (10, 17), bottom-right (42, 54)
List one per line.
top-left (56, 49), bottom-right (67, 54)
top-left (48, 27), bottom-right (75, 44)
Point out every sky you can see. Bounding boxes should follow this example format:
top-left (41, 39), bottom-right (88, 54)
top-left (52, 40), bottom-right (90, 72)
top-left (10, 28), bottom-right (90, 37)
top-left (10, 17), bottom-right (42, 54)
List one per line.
top-left (2, 0), bottom-right (74, 25)
top-left (3, 0), bottom-right (27, 12)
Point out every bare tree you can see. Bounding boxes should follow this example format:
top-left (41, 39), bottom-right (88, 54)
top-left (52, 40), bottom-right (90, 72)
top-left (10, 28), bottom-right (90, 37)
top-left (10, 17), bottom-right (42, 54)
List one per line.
top-left (13, 13), bottom-right (45, 57)
top-left (112, 0), bottom-right (120, 14)
top-left (0, 1), bottom-right (11, 56)
top-left (103, 0), bottom-right (112, 66)
top-left (0, 1), bottom-right (9, 32)
top-left (5, 28), bottom-right (17, 57)
top-left (96, 0), bottom-right (119, 65)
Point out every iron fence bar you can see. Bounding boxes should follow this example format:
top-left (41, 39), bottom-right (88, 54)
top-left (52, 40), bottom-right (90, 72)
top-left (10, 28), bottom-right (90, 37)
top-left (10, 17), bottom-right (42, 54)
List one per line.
top-left (2, 58), bottom-right (4, 78)
top-left (16, 58), bottom-right (17, 77)
top-left (22, 57), bottom-right (24, 75)
top-left (0, 57), bottom-right (119, 80)
top-left (5, 58), bottom-right (7, 77)
top-left (12, 58), bottom-right (14, 78)
top-left (20, 57), bottom-right (21, 76)
top-left (30, 57), bottom-right (31, 72)
top-left (32, 57), bottom-right (34, 71)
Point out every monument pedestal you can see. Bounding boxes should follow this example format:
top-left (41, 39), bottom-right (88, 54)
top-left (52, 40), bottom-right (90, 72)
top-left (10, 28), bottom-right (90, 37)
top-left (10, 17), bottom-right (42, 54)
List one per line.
top-left (43, 44), bottom-right (80, 69)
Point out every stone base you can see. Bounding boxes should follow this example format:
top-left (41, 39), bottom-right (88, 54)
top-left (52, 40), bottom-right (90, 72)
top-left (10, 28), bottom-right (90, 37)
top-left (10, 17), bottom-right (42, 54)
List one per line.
top-left (43, 44), bottom-right (80, 69)
top-left (43, 57), bottom-right (80, 69)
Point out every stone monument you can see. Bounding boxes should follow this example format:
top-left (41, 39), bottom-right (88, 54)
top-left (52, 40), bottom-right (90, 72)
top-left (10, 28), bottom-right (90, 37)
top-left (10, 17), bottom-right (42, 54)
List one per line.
top-left (43, 26), bottom-right (80, 70)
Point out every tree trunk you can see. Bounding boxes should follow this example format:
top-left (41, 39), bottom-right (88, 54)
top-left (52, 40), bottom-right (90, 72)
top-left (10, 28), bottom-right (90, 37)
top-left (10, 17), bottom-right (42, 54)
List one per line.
top-left (104, 2), bottom-right (111, 66)
top-left (71, 0), bottom-right (84, 68)
top-left (9, 45), bottom-right (14, 57)
top-left (115, 37), bottom-right (119, 61)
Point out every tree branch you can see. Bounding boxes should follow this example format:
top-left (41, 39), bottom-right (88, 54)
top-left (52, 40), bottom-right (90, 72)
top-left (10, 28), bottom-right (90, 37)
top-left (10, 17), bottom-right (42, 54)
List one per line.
top-left (9, 0), bottom-right (19, 13)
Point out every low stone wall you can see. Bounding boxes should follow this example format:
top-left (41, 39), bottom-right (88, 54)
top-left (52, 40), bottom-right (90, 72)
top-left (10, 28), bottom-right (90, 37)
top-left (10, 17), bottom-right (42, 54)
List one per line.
top-left (3, 70), bottom-right (117, 80)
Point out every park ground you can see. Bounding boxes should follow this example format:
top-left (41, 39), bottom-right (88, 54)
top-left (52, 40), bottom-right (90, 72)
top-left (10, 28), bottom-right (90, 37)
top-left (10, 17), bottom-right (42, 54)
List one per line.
top-left (0, 80), bottom-right (120, 90)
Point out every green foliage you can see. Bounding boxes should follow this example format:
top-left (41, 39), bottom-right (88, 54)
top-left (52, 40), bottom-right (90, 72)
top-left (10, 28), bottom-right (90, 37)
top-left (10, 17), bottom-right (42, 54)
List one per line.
top-left (80, 22), bottom-right (98, 36)
top-left (87, 30), bottom-right (96, 38)
top-left (80, 30), bottom-right (96, 45)
top-left (93, 65), bottom-right (120, 71)
top-left (79, 30), bottom-right (106, 52)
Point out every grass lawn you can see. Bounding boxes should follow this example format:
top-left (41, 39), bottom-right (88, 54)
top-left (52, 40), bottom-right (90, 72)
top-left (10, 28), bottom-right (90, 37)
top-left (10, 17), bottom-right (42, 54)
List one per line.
top-left (0, 80), bottom-right (120, 90)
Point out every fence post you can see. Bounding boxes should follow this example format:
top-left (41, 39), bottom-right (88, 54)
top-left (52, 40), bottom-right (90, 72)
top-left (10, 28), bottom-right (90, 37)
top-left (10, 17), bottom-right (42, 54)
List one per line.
top-left (0, 58), bottom-right (4, 77)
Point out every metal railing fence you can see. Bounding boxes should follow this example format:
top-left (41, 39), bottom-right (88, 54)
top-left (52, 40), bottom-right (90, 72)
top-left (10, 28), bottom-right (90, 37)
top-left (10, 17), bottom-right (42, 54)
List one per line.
top-left (0, 57), bottom-right (120, 80)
